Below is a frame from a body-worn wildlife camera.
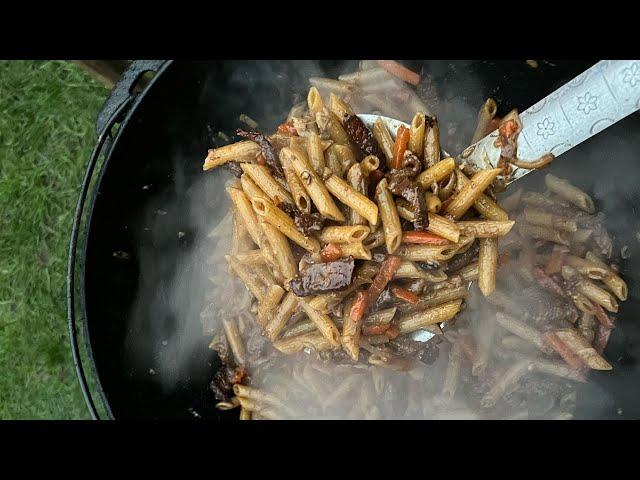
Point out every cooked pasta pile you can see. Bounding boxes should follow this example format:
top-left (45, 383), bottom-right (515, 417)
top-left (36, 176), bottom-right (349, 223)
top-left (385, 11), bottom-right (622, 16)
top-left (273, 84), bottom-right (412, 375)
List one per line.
top-left (200, 61), bottom-right (627, 419)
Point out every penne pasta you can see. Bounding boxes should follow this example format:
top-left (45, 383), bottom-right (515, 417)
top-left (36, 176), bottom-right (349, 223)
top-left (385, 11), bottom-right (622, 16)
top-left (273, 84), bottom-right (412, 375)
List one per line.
top-left (494, 312), bottom-right (552, 354)
top-left (375, 178), bottom-right (402, 253)
top-left (316, 108), bottom-right (350, 145)
top-left (330, 144), bottom-right (357, 175)
top-left (324, 168), bottom-right (379, 226)
top-left (478, 237), bottom-right (498, 296)
top-left (309, 77), bottom-right (355, 95)
top-left (395, 243), bottom-right (461, 262)
top-left (416, 157), bottom-right (456, 189)
top-left (456, 220), bottom-right (515, 238)
top-left (372, 116), bottom-right (394, 165)
top-left (472, 316), bottom-right (496, 376)
top-left (561, 266), bottom-right (618, 313)
top-left (408, 112), bottom-right (426, 157)
top-left (394, 261), bottom-right (447, 281)
top-left (545, 174), bottom-right (595, 214)
top-left (444, 168), bottom-right (502, 220)
top-left (203, 140), bottom-right (261, 171)
top-left (225, 256), bottom-right (265, 301)
top-left (273, 331), bottom-right (336, 355)
top-left (297, 297), bottom-right (341, 346)
top-left (359, 155), bottom-right (380, 176)
top-left (585, 252), bottom-right (628, 301)
top-left (564, 254), bottom-right (609, 280)
top-left (441, 341), bottom-right (463, 401)
top-left (264, 291), bottom-right (299, 341)
top-left (425, 192), bottom-right (442, 213)
top-left (240, 163), bottom-right (293, 205)
top-left (279, 150), bottom-right (311, 213)
top-left (240, 173), bottom-right (270, 203)
top-left (222, 318), bottom-right (246, 365)
top-left (437, 172), bottom-right (457, 201)
top-left (319, 225), bottom-right (370, 244)
top-left (233, 249), bottom-right (266, 266)
top-left (471, 98), bottom-right (497, 144)
top-left (518, 222), bottom-right (570, 246)
top-left (260, 221), bottom-right (298, 282)
top-left (346, 163), bottom-right (367, 225)
top-left (251, 197), bottom-right (321, 252)
top-left (227, 186), bottom-right (262, 247)
top-left (555, 328), bottom-right (612, 370)
top-left (257, 285), bottom-right (286, 327)
top-left (328, 92), bottom-right (354, 121)
top-left (307, 86), bottom-right (324, 115)
top-left (454, 169), bottom-right (509, 221)
top-left (522, 207), bottom-right (577, 233)
top-left (337, 241), bottom-right (372, 260)
top-left (285, 147), bottom-right (345, 221)
top-left (397, 299), bottom-right (463, 333)
top-left (306, 131), bottom-right (326, 175)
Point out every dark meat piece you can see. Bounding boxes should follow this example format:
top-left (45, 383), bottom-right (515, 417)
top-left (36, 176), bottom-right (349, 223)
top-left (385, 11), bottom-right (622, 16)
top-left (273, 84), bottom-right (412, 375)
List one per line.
top-left (279, 202), bottom-right (324, 236)
top-left (387, 167), bottom-right (428, 230)
top-left (389, 335), bottom-right (441, 365)
top-left (519, 286), bottom-right (578, 328)
top-left (289, 256), bottom-right (355, 297)
top-left (224, 161), bottom-right (244, 178)
top-left (401, 151), bottom-right (422, 177)
top-left (236, 129), bottom-right (284, 178)
top-left (210, 363), bottom-right (249, 403)
top-left (372, 286), bottom-right (400, 311)
top-left (343, 113), bottom-right (386, 164)
top-left (444, 241), bottom-right (479, 273)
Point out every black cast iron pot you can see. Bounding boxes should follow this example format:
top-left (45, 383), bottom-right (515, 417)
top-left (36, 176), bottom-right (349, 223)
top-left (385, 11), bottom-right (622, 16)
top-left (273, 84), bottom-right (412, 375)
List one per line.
top-left (68, 60), bottom-right (640, 419)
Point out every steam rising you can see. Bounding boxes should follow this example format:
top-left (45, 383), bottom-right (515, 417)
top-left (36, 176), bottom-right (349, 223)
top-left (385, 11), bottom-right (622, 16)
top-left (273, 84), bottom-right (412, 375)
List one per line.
top-left (124, 60), bottom-right (638, 419)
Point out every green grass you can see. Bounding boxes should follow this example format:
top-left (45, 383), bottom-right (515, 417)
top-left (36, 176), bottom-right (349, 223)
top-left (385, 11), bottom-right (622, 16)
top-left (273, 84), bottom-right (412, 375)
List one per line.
top-left (0, 61), bottom-right (108, 418)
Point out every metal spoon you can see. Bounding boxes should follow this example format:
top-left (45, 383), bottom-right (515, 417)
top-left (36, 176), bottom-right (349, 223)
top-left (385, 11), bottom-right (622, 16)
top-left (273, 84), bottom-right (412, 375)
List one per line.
top-left (360, 60), bottom-right (640, 186)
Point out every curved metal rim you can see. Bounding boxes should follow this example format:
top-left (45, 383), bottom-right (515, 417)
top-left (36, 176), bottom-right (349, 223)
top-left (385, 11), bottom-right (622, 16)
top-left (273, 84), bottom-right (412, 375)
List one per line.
top-left (67, 61), bottom-right (173, 419)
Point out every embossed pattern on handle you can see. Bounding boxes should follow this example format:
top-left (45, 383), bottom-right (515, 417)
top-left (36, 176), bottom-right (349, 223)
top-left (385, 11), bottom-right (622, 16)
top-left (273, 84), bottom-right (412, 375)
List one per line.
top-left (460, 60), bottom-right (640, 183)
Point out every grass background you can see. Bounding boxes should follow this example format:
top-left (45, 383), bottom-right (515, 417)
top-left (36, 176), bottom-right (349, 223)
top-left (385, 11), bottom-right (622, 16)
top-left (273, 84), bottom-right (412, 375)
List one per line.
top-left (0, 61), bottom-right (108, 418)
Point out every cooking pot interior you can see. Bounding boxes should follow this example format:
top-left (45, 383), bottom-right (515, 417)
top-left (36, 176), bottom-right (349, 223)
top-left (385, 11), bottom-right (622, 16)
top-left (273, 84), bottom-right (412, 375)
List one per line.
top-left (84, 60), bottom-right (640, 419)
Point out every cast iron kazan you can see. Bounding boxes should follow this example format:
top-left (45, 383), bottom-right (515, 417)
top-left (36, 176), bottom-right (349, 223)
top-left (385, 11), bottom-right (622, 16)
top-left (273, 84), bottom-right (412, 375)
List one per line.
top-left (68, 60), bottom-right (640, 419)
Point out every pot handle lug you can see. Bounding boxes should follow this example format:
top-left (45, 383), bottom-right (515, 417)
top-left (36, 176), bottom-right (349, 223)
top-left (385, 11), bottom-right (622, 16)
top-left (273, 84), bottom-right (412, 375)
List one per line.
top-left (96, 60), bottom-right (166, 136)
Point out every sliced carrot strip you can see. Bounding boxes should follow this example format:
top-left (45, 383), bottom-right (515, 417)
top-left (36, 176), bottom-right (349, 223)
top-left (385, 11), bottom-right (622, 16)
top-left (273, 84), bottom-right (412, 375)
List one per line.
top-left (543, 331), bottom-right (587, 371)
top-left (402, 230), bottom-right (449, 246)
top-left (391, 125), bottom-right (410, 170)
top-left (390, 286), bottom-right (419, 304)
top-left (377, 60), bottom-right (421, 86)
